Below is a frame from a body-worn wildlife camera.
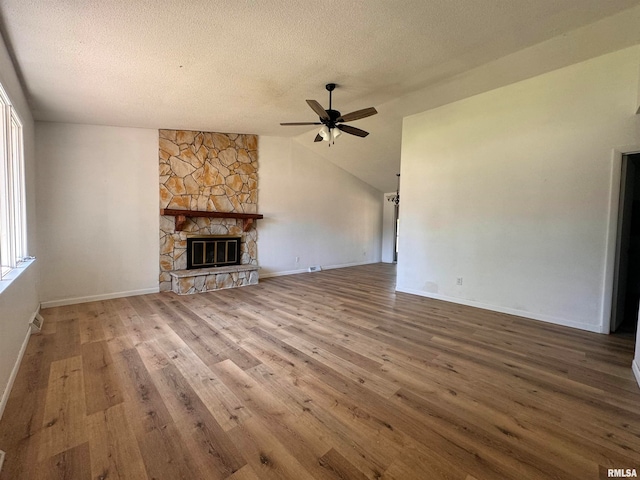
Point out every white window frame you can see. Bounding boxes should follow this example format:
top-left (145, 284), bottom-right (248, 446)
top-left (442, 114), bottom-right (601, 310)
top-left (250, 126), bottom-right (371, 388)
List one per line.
top-left (0, 82), bottom-right (27, 278)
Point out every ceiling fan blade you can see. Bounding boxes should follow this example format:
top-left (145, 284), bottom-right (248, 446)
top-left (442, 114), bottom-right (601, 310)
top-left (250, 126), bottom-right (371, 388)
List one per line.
top-left (306, 100), bottom-right (330, 121)
top-left (337, 124), bottom-right (369, 138)
top-left (314, 133), bottom-right (323, 142)
top-left (336, 107), bottom-right (377, 123)
top-left (280, 122), bottom-right (322, 126)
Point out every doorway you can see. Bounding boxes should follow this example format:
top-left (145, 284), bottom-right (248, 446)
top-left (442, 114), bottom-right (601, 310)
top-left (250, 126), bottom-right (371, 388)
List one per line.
top-left (611, 153), bottom-right (640, 334)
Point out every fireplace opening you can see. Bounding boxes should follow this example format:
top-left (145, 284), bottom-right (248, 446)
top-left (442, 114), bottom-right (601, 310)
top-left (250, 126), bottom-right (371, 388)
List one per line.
top-left (186, 236), bottom-right (242, 269)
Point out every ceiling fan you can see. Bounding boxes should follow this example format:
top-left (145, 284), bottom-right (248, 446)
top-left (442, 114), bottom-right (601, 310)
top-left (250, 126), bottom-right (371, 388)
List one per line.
top-left (280, 83), bottom-right (377, 144)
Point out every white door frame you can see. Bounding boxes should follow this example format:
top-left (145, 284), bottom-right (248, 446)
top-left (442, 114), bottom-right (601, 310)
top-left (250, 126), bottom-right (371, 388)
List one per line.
top-left (603, 146), bottom-right (640, 333)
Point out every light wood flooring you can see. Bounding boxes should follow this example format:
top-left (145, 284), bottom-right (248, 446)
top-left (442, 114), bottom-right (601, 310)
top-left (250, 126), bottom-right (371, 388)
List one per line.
top-left (1, 263), bottom-right (639, 479)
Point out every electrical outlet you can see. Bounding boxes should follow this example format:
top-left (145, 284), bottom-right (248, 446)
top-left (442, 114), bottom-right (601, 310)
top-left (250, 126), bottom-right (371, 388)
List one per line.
top-left (456, 277), bottom-right (463, 286)
top-left (295, 256), bottom-right (299, 263)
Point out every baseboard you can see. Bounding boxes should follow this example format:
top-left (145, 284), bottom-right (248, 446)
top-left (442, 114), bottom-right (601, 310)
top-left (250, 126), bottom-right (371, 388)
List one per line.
top-left (40, 287), bottom-right (160, 309)
top-left (260, 268), bottom-right (308, 278)
top-left (323, 260), bottom-right (380, 271)
top-left (260, 260), bottom-right (380, 279)
top-left (0, 306), bottom-right (38, 421)
top-left (395, 287), bottom-right (603, 334)
top-left (633, 359), bottom-right (640, 389)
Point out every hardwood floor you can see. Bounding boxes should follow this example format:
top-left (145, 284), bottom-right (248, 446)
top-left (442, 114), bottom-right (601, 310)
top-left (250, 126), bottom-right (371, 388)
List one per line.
top-left (1, 263), bottom-right (639, 479)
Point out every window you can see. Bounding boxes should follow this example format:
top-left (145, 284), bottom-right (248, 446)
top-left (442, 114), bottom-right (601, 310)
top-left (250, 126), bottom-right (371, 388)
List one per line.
top-left (0, 82), bottom-right (26, 278)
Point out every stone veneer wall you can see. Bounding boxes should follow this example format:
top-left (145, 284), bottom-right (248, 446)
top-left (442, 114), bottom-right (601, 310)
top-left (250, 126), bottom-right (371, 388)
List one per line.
top-left (159, 129), bottom-right (258, 291)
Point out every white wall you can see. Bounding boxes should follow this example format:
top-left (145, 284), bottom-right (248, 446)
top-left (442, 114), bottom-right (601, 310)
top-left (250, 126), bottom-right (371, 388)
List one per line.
top-left (0, 33), bottom-right (40, 417)
top-left (381, 193), bottom-right (396, 263)
top-left (636, 47), bottom-right (640, 114)
top-left (36, 123), bottom-right (159, 306)
top-left (398, 46), bottom-right (640, 333)
top-left (259, 136), bottom-right (382, 276)
top-left (634, 307), bottom-right (640, 385)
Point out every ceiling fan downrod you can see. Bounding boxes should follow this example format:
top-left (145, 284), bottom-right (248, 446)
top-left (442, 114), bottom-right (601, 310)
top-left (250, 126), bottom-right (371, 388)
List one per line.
top-left (326, 83), bottom-right (335, 111)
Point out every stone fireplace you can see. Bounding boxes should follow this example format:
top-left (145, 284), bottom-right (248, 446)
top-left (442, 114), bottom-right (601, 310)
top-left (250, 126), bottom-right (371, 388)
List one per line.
top-left (158, 129), bottom-right (259, 294)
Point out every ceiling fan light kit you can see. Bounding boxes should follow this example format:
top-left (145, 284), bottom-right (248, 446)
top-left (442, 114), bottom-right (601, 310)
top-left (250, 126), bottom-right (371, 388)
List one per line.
top-left (281, 83), bottom-right (377, 145)
top-left (318, 125), bottom-right (330, 141)
top-left (318, 124), bottom-right (341, 142)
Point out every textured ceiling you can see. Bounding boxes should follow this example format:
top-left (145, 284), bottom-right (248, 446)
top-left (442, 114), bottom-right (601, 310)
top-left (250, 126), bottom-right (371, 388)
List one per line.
top-left (1, 0), bottom-right (640, 192)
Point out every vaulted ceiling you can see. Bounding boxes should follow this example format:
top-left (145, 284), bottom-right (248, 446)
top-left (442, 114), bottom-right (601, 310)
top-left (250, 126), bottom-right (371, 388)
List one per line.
top-left (1, 1), bottom-right (640, 192)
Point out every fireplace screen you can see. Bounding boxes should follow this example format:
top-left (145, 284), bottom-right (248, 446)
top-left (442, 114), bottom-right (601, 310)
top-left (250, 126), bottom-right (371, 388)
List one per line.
top-left (186, 236), bottom-right (241, 269)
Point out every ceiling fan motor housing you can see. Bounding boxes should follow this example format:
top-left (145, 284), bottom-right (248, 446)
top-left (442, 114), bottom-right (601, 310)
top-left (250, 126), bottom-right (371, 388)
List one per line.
top-left (323, 109), bottom-right (341, 127)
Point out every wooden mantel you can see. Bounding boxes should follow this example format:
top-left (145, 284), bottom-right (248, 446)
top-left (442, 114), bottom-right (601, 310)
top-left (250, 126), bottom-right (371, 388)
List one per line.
top-left (160, 209), bottom-right (264, 232)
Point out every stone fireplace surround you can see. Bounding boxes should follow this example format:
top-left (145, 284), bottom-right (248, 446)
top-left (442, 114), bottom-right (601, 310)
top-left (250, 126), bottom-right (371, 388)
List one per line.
top-left (159, 129), bottom-right (259, 294)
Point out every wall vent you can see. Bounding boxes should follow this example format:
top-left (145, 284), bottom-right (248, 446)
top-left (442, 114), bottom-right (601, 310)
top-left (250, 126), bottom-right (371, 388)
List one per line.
top-left (30, 313), bottom-right (44, 332)
top-left (308, 265), bottom-right (322, 272)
